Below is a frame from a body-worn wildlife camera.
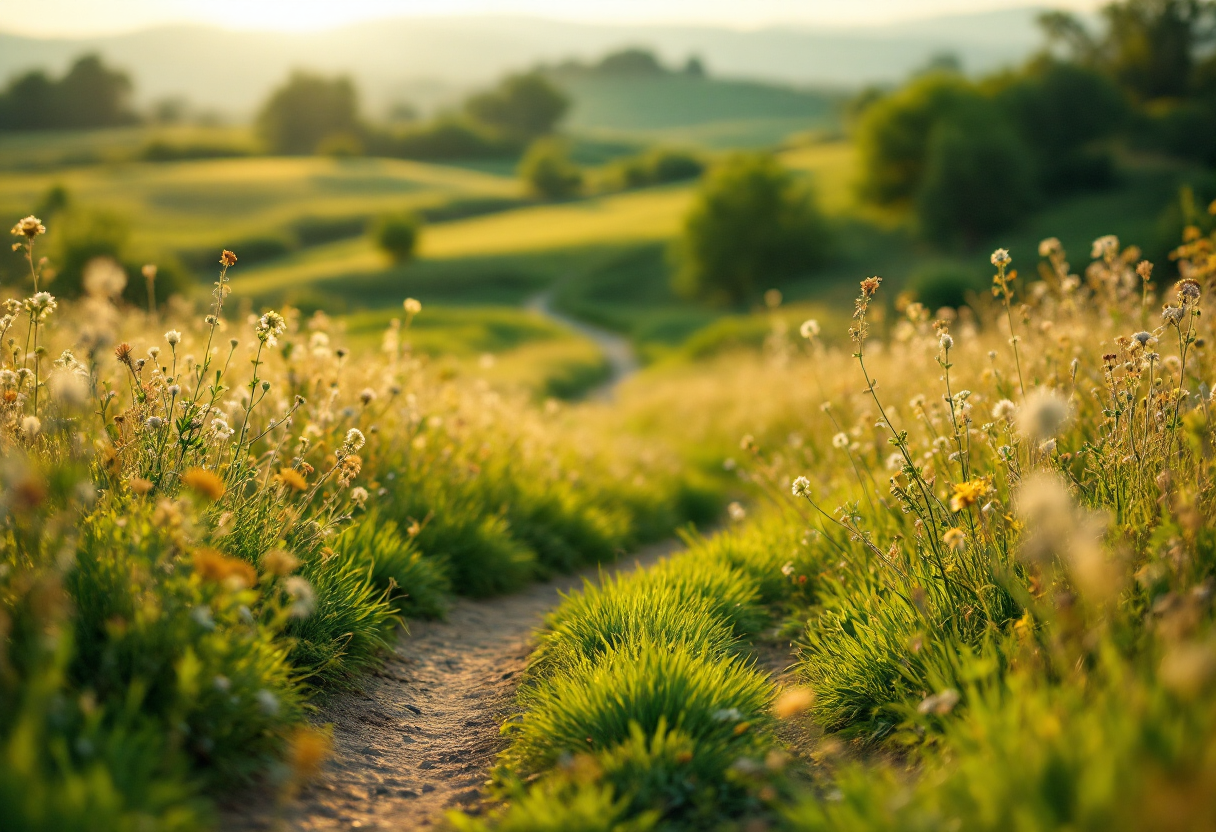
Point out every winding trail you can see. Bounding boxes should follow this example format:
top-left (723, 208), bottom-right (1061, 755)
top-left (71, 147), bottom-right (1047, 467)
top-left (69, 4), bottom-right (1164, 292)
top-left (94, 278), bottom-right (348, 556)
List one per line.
top-left (525, 291), bottom-right (638, 399)
top-left (230, 539), bottom-right (681, 831)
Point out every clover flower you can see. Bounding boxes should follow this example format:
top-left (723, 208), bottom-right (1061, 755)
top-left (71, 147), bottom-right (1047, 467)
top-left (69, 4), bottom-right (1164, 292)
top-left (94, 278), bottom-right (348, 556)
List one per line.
top-left (792, 476), bottom-right (811, 497)
top-left (165, 330), bottom-right (182, 346)
top-left (23, 292), bottom-right (57, 320)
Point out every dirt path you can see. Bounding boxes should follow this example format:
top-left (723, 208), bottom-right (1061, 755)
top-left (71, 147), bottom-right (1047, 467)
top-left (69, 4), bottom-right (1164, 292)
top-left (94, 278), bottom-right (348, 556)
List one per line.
top-left (230, 539), bottom-right (681, 831)
top-left (525, 290), bottom-right (638, 400)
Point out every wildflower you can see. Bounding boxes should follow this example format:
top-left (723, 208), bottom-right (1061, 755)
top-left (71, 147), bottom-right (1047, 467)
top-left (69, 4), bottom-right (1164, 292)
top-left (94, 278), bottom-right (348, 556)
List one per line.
top-left (337, 454), bottom-right (362, 487)
top-left (82, 257), bottom-right (127, 300)
top-left (799, 319), bottom-right (820, 339)
top-left (192, 547), bottom-right (256, 589)
top-left (287, 726), bottom-right (333, 783)
top-left (191, 605), bottom-right (216, 630)
top-left (792, 476), bottom-right (811, 497)
top-left (256, 689), bottom-right (280, 717)
top-left (1091, 235), bottom-right (1119, 260)
top-left (21, 415), bottom-right (40, 440)
top-left (1038, 237), bottom-right (1061, 257)
top-left (860, 276), bottom-right (882, 297)
top-left (1132, 331), bottom-right (1154, 348)
top-left (144, 416), bottom-right (164, 429)
top-left (943, 528), bottom-right (966, 551)
top-left (886, 452), bottom-right (904, 472)
top-left (350, 486), bottom-right (370, 507)
top-left (359, 387), bottom-right (376, 405)
top-left (917, 688), bottom-right (960, 715)
top-left (255, 310), bottom-right (287, 346)
top-left (142, 263), bottom-right (157, 281)
top-left (220, 250), bottom-right (238, 267)
top-left (831, 432), bottom-right (849, 449)
top-left (727, 501), bottom-right (746, 521)
top-left (403, 297), bottom-right (422, 316)
top-left (1018, 389), bottom-right (1069, 441)
top-left (11, 215), bottom-right (46, 239)
top-left (774, 687), bottom-right (816, 719)
top-left (950, 479), bottom-right (988, 512)
top-left (284, 576), bottom-right (316, 619)
top-left (781, 562), bottom-right (795, 577)
top-left (114, 343), bottom-right (134, 365)
top-left (262, 548), bottom-right (301, 577)
top-left (940, 333), bottom-right (954, 351)
top-left (129, 477), bottom-right (154, 496)
top-left (341, 428), bottom-right (366, 454)
top-left (209, 416), bottom-right (234, 442)
top-left (165, 330), bottom-right (182, 346)
top-left (1177, 278), bottom-right (1201, 304)
top-left (23, 292), bottom-right (57, 320)
top-left (992, 399), bottom-right (1018, 421)
top-left (183, 468), bottom-right (225, 501)
top-left (991, 248), bottom-right (1012, 267)
top-left (278, 468), bottom-right (308, 491)
top-left (1159, 641), bottom-right (1216, 700)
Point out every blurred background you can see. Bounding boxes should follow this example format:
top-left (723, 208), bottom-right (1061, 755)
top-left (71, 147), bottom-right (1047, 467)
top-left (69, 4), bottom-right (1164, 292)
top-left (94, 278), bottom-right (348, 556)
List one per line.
top-left (1, 0), bottom-right (1212, 395)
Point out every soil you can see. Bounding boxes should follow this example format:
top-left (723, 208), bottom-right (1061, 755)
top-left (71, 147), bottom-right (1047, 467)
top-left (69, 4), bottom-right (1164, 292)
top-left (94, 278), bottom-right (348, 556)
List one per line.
top-left (227, 539), bottom-right (681, 831)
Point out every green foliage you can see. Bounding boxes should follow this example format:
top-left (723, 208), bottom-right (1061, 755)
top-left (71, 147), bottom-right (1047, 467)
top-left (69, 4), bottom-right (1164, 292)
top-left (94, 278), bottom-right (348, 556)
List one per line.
top-left (378, 118), bottom-right (510, 160)
top-left (673, 153), bottom-right (833, 305)
top-left (0, 55), bottom-right (137, 131)
top-left (519, 138), bottom-right (583, 199)
top-left (915, 104), bottom-right (1038, 246)
top-left (907, 261), bottom-right (981, 310)
top-left (373, 212), bottom-right (422, 263)
top-left (603, 148), bottom-right (705, 191)
top-left (257, 72), bottom-right (361, 155)
top-left (330, 516), bottom-right (449, 619)
top-left (466, 72), bottom-right (570, 142)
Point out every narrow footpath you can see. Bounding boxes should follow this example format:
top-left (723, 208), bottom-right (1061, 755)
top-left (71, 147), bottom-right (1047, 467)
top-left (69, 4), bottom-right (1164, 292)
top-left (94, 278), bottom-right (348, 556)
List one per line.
top-left (230, 540), bottom-right (681, 831)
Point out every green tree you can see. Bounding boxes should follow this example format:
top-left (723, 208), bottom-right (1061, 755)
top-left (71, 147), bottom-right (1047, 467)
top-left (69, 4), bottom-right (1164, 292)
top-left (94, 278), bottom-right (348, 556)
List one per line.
top-left (465, 72), bottom-right (569, 141)
top-left (673, 153), bottom-right (833, 306)
top-left (257, 72), bottom-right (361, 155)
top-left (519, 138), bottom-right (583, 199)
top-left (855, 73), bottom-right (985, 208)
top-left (916, 105), bottom-right (1038, 246)
top-left (374, 213), bottom-right (422, 264)
top-left (0, 55), bottom-right (136, 130)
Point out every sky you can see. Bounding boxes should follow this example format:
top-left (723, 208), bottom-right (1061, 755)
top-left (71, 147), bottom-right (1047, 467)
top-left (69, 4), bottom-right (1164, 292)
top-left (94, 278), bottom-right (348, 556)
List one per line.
top-left (2, 0), bottom-right (1103, 38)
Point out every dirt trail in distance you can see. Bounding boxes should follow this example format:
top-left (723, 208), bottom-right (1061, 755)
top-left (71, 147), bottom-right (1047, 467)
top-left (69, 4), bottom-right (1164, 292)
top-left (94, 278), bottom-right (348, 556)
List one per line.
top-left (229, 539), bottom-right (681, 832)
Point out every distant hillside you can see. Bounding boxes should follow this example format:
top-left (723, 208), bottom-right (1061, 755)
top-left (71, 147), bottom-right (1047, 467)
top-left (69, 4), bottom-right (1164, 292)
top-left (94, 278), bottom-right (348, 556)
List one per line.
top-left (0, 9), bottom-right (1055, 119)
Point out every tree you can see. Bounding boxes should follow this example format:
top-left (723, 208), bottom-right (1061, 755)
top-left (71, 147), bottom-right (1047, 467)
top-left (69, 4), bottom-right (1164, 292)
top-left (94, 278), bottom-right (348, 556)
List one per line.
top-left (673, 154), bottom-right (833, 305)
top-left (596, 48), bottom-right (667, 76)
top-left (464, 72), bottom-right (568, 141)
top-left (257, 72), bottom-right (360, 155)
top-left (0, 54), bottom-right (136, 131)
top-left (374, 213), bottom-right (422, 264)
top-left (916, 105), bottom-right (1038, 246)
top-left (518, 138), bottom-right (582, 199)
top-left (856, 73), bottom-right (985, 208)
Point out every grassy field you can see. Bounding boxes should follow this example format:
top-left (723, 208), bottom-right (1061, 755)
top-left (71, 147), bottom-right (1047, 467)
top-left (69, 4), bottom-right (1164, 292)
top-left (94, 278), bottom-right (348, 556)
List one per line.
top-left (557, 74), bottom-right (843, 149)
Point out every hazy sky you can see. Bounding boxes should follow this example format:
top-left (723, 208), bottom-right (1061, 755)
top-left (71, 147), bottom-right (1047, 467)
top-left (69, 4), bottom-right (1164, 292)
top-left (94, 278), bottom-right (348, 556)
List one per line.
top-left (3, 0), bottom-right (1102, 38)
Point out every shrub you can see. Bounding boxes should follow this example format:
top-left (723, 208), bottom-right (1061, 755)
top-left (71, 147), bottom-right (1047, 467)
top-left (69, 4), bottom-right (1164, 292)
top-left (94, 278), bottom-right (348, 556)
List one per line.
top-left (519, 138), bottom-right (583, 200)
top-left (373, 212), bottom-right (422, 264)
top-left (257, 72), bottom-right (361, 155)
top-left (673, 153), bottom-right (833, 306)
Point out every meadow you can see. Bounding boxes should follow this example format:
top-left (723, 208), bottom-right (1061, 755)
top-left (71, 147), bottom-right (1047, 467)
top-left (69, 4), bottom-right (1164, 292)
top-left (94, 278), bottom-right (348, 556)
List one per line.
top-left (5, 28), bottom-right (1216, 827)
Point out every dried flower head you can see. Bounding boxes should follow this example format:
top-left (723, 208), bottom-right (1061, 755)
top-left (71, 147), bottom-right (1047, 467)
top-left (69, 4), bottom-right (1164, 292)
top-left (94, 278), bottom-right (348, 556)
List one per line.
top-left (991, 248), bottom-right (1012, 267)
top-left (11, 215), bottom-right (46, 239)
top-left (220, 250), bottom-right (238, 267)
top-left (1038, 238), bottom-right (1061, 258)
top-left (1018, 389), bottom-right (1069, 442)
top-left (165, 330), bottom-right (182, 346)
top-left (992, 399), bottom-right (1018, 421)
top-left (1091, 235), bottom-right (1119, 260)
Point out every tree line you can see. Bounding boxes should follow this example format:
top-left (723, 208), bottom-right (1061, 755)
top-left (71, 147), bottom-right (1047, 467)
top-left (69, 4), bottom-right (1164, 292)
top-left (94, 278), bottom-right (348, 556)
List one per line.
top-left (0, 55), bottom-right (137, 130)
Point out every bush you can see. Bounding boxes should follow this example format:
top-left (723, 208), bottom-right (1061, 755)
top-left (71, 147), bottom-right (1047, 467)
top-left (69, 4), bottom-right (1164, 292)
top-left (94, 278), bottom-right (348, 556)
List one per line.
top-left (373, 212), bottom-right (422, 264)
top-left (907, 261), bottom-right (982, 311)
top-left (465, 72), bottom-right (569, 141)
top-left (606, 148), bottom-right (705, 191)
top-left (673, 153), bottom-right (833, 306)
top-left (257, 72), bottom-right (361, 155)
top-left (915, 105), bottom-right (1038, 246)
top-left (519, 139), bottom-right (583, 200)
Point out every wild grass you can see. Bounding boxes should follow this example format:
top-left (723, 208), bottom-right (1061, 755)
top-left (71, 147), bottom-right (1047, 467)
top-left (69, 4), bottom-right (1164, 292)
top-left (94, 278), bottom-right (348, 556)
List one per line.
top-left (0, 217), bottom-right (711, 829)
